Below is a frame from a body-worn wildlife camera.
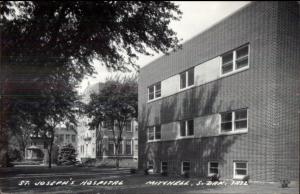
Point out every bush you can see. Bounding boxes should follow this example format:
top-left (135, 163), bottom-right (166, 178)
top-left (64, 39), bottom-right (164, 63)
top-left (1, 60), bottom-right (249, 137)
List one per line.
top-left (144, 168), bottom-right (149, 175)
top-left (161, 171), bottom-right (168, 176)
top-left (242, 175), bottom-right (250, 183)
top-left (280, 180), bottom-right (290, 188)
top-left (208, 174), bottom-right (220, 182)
top-left (57, 144), bottom-right (78, 166)
top-left (182, 171), bottom-right (189, 178)
top-left (130, 168), bottom-right (137, 174)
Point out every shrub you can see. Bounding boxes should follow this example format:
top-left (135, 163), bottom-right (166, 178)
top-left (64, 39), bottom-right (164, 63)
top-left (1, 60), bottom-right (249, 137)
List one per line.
top-left (182, 171), bottom-right (189, 178)
top-left (161, 171), bottom-right (168, 176)
top-left (130, 168), bottom-right (137, 174)
top-left (280, 180), bottom-right (290, 188)
top-left (57, 144), bottom-right (78, 166)
top-left (144, 168), bottom-right (149, 175)
top-left (242, 175), bottom-right (250, 183)
top-left (208, 174), bottom-right (220, 182)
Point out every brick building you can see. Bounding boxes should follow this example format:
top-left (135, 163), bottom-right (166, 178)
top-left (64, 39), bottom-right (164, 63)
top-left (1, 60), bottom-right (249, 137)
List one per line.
top-left (138, 1), bottom-right (299, 182)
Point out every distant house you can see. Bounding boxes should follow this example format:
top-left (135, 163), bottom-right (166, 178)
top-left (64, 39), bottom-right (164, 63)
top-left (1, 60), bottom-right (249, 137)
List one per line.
top-left (25, 124), bottom-right (77, 163)
top-left (138, 1), bottom-right (299, 182)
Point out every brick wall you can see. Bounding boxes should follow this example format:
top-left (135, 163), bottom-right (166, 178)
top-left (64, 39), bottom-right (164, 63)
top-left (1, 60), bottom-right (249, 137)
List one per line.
top-left (138, 1), bottom-right (299, 182)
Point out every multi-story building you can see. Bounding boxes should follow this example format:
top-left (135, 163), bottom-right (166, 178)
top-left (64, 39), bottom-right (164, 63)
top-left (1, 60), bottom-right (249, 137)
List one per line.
top-left (78, 82), bottom-right (138, 164)
top-left (138, 1), bottom-right (299, 182)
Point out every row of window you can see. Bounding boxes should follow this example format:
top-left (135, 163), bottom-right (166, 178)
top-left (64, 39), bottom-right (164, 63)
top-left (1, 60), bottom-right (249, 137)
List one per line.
top-left (147, 109), bottom-right (248, 141)
top-left (148, 44), bottom-right (250, 101)
top-left (107, 140), bottom-right (134, 155)
top-left (102, 120), bottom-right (135, 132)
top-left (57, 134), bottom-right (76, 143)
top-left (147, 160), bottom-right (248, 179)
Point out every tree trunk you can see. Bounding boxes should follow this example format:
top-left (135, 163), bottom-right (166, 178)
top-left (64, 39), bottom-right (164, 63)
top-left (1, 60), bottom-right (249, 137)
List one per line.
top-left (48, 139), bottom-right (53, 168)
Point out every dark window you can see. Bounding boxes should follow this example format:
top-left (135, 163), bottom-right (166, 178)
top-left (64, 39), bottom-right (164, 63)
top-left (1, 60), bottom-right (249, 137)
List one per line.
top-left (180, 121), bottom-right (186, 136)
top-left (155, 82), bottom-right (161, 98)
top-left (125, 140), bottom-right (132, 155)
top-left (222, 52), bottom-right (234, 74)
top-left (182, 161), bottom-right (190, 173)
top-left (234, 109), bottom-right (247, 130)
top-left (155, 125), bottom-right (161, 140)
top-left (148, 85), bottom-right (154, 100)
top-left (221, 112), bottom-right (233, 132)
top-left (188, 68), bottom-right (194, 86)
top-left (236, 45), bottom-right (249, 69)
top-left (180, 72), bottom-right (186, 89)
top-left (187, 120), bottom-right (194, 136)
top-left (161, 161), bottom-right (168, 172)
top-left (126, 120), bottom-right (132, 132)
top-left (209, 162), bottom-right (219, 174)
top-left (180, 120), bottom-right (194, 137)
top-left (180, 68), bottom-right (194, 89)
top-left (148, 127), bottom-right (154, 141)
top-left (108, 141), bottom-right (114, 155)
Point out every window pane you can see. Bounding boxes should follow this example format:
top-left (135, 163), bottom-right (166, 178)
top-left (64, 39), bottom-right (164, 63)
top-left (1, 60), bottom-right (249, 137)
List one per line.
top-left (180, 72), bottom-right (186, 89)
top-left (118, 143), bottom-right (123, 155)
top-left (187, 120), bottom-right (194, 136)
top-left (126, 121), bottom-right (131, 131)
top-left (236, 169), bottom-right (247, 175)
top-left (155, 125), bottom-right (161, 140)
top-left (236, 46), bottom-right (249, 59)
top-left (210, 162), bottom-right (218, 168)
top-left (210, 168), bottom-right (218, 174)
top-left (221, 123), bottom-right (232, 132)
top-left (149, 86), bottom-right (154, 100)
top-left (235, 109), bottom-right (247, 120)
top-left (236, 58), bottom-right (248, 69)
top-left (235, 120), bottom-right (247, 129)
top-left (221, 112), bottom-right (232, 122)
top-left (222, 52), bottom-right (233, 64)
top-left (108, 142), bottom-right (114, 155)
top-left (183, 162), bottom-right (190, 171)
top-left (148, 127), bottom-right (154, 140)
top-left (236, 162), bottom-right (247, 168)
top-left (155, 82), bottom-right (161, 98)
top-left (162, 162), bottom-right (168, 171)
top-left (222, 62), bottom-right (233, 74)
top-left (180, 121), bottom-right (186, 136)
top-left (125, 140), bottom-right (131, 155)
top-left (188, 68), bottom-right (194, 86)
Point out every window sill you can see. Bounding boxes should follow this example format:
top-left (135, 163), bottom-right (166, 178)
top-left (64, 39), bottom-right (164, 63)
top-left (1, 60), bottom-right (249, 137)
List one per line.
top-left (176, 136), bottom-right (194, 140)
top-left (219, 129), bottom-right (248, 136)
top-left (147, 139), bottom-right (162, 143)
top-left (179, 85), bottom-right (195, 92)
top-left (147, 96), bottom-right (163, 103)
top-left (220, 66), bottom-right (249, 78)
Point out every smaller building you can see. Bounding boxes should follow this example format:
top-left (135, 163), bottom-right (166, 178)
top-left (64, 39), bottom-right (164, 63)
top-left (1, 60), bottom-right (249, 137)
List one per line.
top-left (25, 124), bottom-right (77, 163)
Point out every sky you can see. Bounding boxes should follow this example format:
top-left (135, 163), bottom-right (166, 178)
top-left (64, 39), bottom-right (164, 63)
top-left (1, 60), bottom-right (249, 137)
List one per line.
top-left (77, 1), bottom-right (251, 93)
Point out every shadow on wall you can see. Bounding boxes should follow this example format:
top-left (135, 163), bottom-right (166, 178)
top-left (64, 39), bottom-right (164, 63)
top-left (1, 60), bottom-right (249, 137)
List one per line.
top-left (142, 81), bottom-right (239, 176)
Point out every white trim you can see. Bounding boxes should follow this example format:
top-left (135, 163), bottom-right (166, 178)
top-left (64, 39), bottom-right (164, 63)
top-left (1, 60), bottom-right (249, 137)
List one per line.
top-left (178, 119), bottom-right (195, 138)
top-left (179, 68), bottom-right (195, 90)
top-left (219, 109), bottom-right (248, 134)
top-left (148, 82), bottom-right (162, 102)
top-left (233, 161), bottom-right (248, 179)
top-left (208, 161), bottom-right (219, 176)
top-left (220, 44), bottom-right (250, 77)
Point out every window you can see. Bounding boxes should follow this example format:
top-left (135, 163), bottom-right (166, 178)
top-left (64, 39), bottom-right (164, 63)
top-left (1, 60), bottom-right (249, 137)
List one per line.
top-left (147, 125), bottom-right (161, 141)
top-left (58, 134), bottom-right (64, 142)
top-left (208, 162), bottom-right (219, 175)
top-left (118, 142), bottom-right (123, 155)
top-left (182, 161), bottom-right (190, 173)
top-left (180, 68), bottom-right (194, 89)
top-left (72, 135), bottom-right (76, 142)
top-left (148, 82), bottom-right (161, 101)
top-left (234, 161), bottom-right (248, 179)
top-left (108, 141), bottom-right (115, 155)
top-left (65, 134), bottom-right (70, 142)
top-left (161, 161), bottom-right (168, 172)
top-left (125, 140), bottom-right (132, 155)
top-left (179, 120), bottom-right (194, 137)
top-left (103, 120), bottom-right (113, 130)
top-left (220, 109), bottom-right (248, 133)
top-left (126, 120), bottom-right (132, 132)
top-left (221, 45), bottom-right (249, 75)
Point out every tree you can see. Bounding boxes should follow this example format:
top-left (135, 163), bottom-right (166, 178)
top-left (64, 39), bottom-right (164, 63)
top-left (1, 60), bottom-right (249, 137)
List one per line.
top-left (85, 76), bottom-right (138, 169)
top-left (1, 1), bottom-right (181, 167)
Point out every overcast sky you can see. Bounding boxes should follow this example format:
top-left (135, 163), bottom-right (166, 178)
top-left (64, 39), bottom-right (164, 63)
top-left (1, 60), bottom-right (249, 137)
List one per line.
top-left (78, 1), bottom-right (250, 93)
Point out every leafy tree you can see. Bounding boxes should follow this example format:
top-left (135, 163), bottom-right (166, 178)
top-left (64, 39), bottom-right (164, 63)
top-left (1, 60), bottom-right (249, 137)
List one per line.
top-left (57, 144), bottom-right (77, 166)
top-left (85, 76), bottom-right (138, 169)
top-left (1, 1), bottom-right (181, 167)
